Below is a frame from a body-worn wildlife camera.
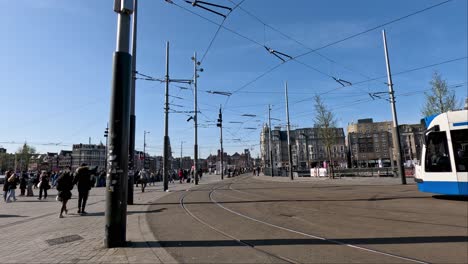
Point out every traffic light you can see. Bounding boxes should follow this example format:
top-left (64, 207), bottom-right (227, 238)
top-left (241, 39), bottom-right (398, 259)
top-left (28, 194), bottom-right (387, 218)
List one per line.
top-left (217, 109), bottom-right (222, 127)
top-left (104, 127), bottom-right (109, 138)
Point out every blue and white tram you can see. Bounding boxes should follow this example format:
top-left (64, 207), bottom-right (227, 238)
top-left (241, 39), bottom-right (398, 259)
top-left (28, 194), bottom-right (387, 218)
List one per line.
top-left (414, 109), bottom-right (468, 196)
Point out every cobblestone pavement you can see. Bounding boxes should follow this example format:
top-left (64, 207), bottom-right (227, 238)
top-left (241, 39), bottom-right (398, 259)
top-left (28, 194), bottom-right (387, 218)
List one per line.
top-left (0, 173), bottom-right (223, 264)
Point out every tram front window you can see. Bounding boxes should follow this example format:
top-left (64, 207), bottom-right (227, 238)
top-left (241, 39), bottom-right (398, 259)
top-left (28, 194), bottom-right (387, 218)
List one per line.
top-left (451, 129), bottom-right (468, 172)
top-left (425, 131), bottom-right (451, 172)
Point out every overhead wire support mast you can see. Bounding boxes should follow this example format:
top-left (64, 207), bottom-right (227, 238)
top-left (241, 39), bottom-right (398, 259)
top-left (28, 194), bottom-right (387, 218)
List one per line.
top-left (382, 29), bottom-right (406, 185)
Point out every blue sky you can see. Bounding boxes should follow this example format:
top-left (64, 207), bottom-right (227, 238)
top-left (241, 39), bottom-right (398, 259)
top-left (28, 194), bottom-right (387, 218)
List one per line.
top-left (1, 0), bottom-right (467, 158)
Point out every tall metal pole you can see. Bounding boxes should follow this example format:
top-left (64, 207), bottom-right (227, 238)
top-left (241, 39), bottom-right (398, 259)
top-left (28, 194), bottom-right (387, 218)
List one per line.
top-left (180, 141), bottom-right (184, 169)
top-left (382, 29), bottom-right (406, 185)
top-left (127, 0), bottom-right (137, 205)
top-left (143, 130), bottom-right (148, 169)
top-left (193, 52), bottom-right (199, 185)
top-left (105, 0), bottom-right (132, 248)
top-left (163, 42), bottom-right (170, 192)
top-left (285, 82), bottom-right (294, 180)
top-left (268, 104), bottom-right (274, 177)
top-left (218, 105), bottom-right (224, 180)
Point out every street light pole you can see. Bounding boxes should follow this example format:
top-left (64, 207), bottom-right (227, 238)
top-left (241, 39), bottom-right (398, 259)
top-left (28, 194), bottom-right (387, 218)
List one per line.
top-left (127, 0), bottom-right (138, 205)
top-left (192, 53), bottom-right (201, 185)
top-left (105, 0), bottom-right (133, 248)
top-left (285, 82), bottom-right (293, 180)
top-left (382, 29), bottom-right (406, 185)
top-left (268, 104), bottom-right (274, 177)
top-left (301, 133), bottom-right (309, 170)
top-left (143, 130), bottom-right (149, 169)
top-left (163, 41), bottom-right (170, 192)
top-left (180, 141), bottom-right (185, 169)
top-left (217, 105), bottom-right (224, 180)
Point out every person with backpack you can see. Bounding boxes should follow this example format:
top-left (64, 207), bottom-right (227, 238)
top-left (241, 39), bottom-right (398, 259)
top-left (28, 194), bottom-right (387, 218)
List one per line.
top-left (56, 167), bottom-right (74, 218)
top-left (73, 163), bottom-right (97, 215)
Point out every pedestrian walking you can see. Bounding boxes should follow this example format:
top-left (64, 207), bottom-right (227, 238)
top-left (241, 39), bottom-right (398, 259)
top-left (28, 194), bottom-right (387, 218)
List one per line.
top-left (73, 163), bottom-right (97, 215)
top-left (19, 171), bottom-right (27, 196)
top-left (38, 171), bottom-right (50, 200)
top-left (3, 170), bottom-right (11, 201)
top-left (6, 172), bottom-right (18, 203)
top-left (26, 172), bottom-right (34, 197)
top-left (139, 169), bottom-right (148, 192)
top-left (56, 167), bottom-right (74, 218)
top-left (178, 169), bottom-right (183, 183)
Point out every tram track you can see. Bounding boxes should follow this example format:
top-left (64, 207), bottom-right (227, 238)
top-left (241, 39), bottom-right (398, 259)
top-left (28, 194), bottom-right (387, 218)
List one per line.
top-left (225, 182), bottom-right (468, 229)
top-left (206, 176), bottom-right (430, 264)
top-left (179, 179), bottom-right (298, 263)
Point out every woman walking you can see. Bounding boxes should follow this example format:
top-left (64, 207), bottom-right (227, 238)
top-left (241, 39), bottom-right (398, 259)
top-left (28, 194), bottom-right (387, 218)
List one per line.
top-left (38, 171), bottom-right (50, 200)
top-left (6, 172), bottom-right (18, 203)
top-left (56, 167), bottom-right (73, 218)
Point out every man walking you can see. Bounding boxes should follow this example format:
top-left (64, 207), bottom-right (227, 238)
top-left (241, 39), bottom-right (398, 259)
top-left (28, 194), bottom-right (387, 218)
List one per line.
top-left (73, 163), bottom-right (96, 215)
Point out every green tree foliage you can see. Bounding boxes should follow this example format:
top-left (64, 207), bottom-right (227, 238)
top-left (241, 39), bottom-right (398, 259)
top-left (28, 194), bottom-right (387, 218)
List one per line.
top-left (15, 143), bottom-right (36, 171)
top-left (313, 95), bottom-right (337, 178)
top-left (421, 71), bottom-right (460, 116)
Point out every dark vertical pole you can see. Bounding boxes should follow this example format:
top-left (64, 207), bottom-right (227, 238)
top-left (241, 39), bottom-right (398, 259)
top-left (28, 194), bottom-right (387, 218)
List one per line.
top-left (163, 41), bottom-right (170, 192)
top-left (127, 0), bottom-right (137, 205)
top-left (285, 82), bottom-right (293, 180)
top-left (382, 30), bottom-right (406, 185)
top-left (105, 0), bottom-right (132, 248)
top-left (193, 52), bottom-right (199, 185)
top-left (218, 105), bottom-right (224, 180)
top-left (268, 104), bottom-right (274, 176)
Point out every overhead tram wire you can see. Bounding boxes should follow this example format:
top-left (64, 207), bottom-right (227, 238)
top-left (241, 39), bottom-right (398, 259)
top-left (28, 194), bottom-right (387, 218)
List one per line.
top-left (272, 55), bottom-right (468, 112)
top-left (199, 0), bottom-right (245, 63)
top-left (225, 0), bottom-right (377, 82)
top-left (165, 0), bottom-right (456, 114)
top-left (294, 0), bottom-right (454, 60)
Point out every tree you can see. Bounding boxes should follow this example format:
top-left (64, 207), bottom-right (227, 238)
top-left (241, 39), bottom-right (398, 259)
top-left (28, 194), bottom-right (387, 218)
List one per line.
top-left (313, 95), bottom-right (337, 178)
top-left (421, 71), bottom-right (460, 116)
top-left (15, 143), bottom-right (36, 171)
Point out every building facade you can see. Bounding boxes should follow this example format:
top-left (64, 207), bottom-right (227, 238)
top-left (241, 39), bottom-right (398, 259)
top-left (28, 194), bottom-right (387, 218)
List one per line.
top-left (71, 143), bottom-right (106, 171)
top-left (347, 118), bottom-right (424, 168)
top-left (261, 125), bottom-right (347, 170)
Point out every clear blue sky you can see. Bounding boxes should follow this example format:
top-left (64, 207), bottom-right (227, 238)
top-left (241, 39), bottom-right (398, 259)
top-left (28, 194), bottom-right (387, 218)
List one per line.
top-left (1, 0), bottom-right (467, 158)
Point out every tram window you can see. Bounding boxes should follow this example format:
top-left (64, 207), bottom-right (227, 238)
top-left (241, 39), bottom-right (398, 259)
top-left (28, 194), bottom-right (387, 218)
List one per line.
top-left (451, 129), bottom-right (468, 172)
top-left (425, 132), bottom-right (451, 172)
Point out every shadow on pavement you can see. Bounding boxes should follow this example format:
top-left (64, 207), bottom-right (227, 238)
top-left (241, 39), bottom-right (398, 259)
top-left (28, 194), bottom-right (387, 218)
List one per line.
top-left (433, 195), bottom-right (468, 201)
top-left (0, 214), bottom-right (27, 218)
top-left (130, 236), bottom-right (468, 248)
top-left (78, 208), bottom-right (167, 217)
top-left (146, 196), bottom-right (431, 206)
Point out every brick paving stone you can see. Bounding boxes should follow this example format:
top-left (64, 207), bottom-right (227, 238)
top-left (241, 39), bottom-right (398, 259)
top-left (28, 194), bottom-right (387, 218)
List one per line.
top-left (0, 173), bottom-right (222, 264)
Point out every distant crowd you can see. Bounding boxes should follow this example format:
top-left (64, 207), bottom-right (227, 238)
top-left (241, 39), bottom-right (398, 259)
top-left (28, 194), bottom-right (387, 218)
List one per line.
top-left (2, 165), bottom-right (256, 218)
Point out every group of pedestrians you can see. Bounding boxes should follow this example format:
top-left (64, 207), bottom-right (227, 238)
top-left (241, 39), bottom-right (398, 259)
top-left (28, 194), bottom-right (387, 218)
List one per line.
top-left (177, 168), bottom-right (203, 183)
top-left (2, 163), bottom-right (98, 218)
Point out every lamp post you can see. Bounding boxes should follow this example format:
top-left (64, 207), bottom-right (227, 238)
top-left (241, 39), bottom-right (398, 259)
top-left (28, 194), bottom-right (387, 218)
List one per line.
top-left (143, 130), bottom-right (150, 169)
top-left (105, 0), bottom-right (133, 248)
top-left (301, 133), bottom-right (310, 170)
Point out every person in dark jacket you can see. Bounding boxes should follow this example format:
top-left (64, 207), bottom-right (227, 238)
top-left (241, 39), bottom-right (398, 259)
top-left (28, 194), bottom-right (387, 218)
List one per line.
top-left (73, 163), bottom-right (97, 215)
top-left (56, 167), bottom-right (74, 218)
top-left (6, 172), bottom-right (18, 202)
top-left (19, 171), bottom-right (28, 196)
top-left (3, 170), bottom-right (11, 201)
top-left (38, 171), bottom-right (50, 200)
